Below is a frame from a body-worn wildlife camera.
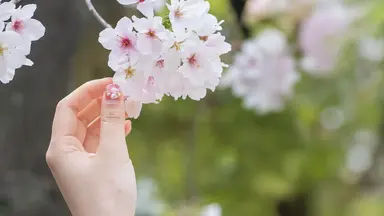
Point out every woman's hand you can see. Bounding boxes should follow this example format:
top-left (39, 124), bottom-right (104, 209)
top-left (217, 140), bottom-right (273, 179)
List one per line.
top-left (46, 78), bottom-right (136, 216)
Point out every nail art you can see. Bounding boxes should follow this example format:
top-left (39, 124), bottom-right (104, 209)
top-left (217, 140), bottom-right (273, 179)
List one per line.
top-left (105, 84), bottom-right (122, 101)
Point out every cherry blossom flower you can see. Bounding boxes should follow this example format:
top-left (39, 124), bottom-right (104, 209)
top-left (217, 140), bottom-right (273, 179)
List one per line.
top-left (346, 130), bottom-right (377, 174)
top-left (299, 1), bottom-right (355, 75)
top-left (358, 37), bottom-right (384, 62)
top-left (167, 0), bottom-right (210, 31)
top-left (99, 17), bottom-right (138, 70)
top-left (6, 4), bottom-right (45, 42)
top-left (244, 0), bottom-right (316, 21)
top-left (0, 31), bottom-right (27, 84)
top-left (133, 15), bottom-right (167, 55)
top-left (100, 0), bottom-right (231, 118)
top-left (179, 41), bottom-right (216, 86)
top-left (223, 29), bottom-right (299, 114)
top-left (146, 49), bottom-right (180, 93)
top-left (201, 204), bottom-right (222, 216)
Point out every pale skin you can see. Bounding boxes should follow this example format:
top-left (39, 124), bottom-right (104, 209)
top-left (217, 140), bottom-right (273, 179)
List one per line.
top-left (46, 78), bottom-right (137, 216)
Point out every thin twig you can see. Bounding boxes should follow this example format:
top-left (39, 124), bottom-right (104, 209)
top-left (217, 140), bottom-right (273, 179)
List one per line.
top-left (10, 0), bottom-right (22, 3)
top-left (85, 0), bottom-right (112, 29)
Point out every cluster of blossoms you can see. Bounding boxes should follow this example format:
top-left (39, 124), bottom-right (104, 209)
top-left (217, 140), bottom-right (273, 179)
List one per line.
top-left (222, 29), bottom-right (299, 114)
top-left (245, 0), bottom-right (316, 21)
top-left (224, 0), bottom-right (383, 114)
top-left (299, 1), bottom-right (360, 75)
top-left (0, 1), bottom-right (45, 84)
top-left (99, 0), bottom-right (231, 118)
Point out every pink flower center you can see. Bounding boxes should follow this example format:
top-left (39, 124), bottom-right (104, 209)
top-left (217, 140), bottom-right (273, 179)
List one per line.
top-left (13, 20), bottom-right (24, 32)
top-left (121, 38), bottom-right (133, 49)
top-left (188, 54), bottom-right (199, 68)
top-left (156, 59), bottom-right (165, 68)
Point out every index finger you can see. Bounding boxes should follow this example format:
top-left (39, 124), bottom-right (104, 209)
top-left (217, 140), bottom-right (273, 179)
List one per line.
top-left (51, 78), bottom-right (113, 139)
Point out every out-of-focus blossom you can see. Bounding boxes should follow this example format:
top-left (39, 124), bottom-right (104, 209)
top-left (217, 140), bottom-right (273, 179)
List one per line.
top-left (346, 129), bottom-right (377, 174)
top-left (299, 1), bottom-right (357, 76)
top-left (222, 29), bottom-right (299, 114)
top-left (358, 37), bottom-right (384, 62)
top-left (244, 0), bottom-right (316, 21)
top-left (201, 203), bottom-right (222, 216)
top-left (136, 178), bottom-right (165, 216)
top-left (320, 107), bottom-right (345, 131)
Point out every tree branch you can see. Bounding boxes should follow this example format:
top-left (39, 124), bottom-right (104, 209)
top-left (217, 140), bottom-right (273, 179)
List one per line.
top-left (85, 0), bottom-right (112, 29)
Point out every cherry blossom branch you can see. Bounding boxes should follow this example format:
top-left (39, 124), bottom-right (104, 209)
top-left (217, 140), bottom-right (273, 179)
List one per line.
top-left (85, 0), bottom-right (112, 29)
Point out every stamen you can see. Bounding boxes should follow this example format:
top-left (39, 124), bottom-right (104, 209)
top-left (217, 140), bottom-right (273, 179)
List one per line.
top-left (0, 45), bottom-right (6, 56)
top-left (199, 36), bottom-right (209, 41)
top-left (147, 29), bottom-right (157, 38)
top-left (147, 76), bottom-right (155, 85)
top-left (125, 66), bottom-right (136, 79)
top-left (174, 8), bottom-right (183, 19)
top-left (171, 42), bottom-right (182, 51)
top-left (188, 54), bottom-right (200, 68)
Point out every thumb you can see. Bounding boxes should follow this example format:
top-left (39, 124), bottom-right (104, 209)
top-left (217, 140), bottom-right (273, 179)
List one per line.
top-left (98, 84), bottom-right (128, 159)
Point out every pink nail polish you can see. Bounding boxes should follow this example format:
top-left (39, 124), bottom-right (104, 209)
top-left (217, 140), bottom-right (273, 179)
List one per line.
top-left (105, 84), bottom-right (122, 101)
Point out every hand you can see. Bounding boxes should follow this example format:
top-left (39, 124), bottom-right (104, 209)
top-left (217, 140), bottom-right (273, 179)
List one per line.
top-left (46, 78), bottom-right (137, 216)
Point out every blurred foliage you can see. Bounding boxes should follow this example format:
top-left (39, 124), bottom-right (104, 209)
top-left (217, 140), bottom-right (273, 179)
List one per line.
top-left (73, 0), bottom-right (384, 215)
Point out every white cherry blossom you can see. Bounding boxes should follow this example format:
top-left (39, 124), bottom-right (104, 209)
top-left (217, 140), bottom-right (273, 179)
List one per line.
top-left (223, 29), bottom-right (299, 114)
top-left (358, 37), bottom-right (384, 62)
top-left (299, 1), bottom-right (355, 75)
top-left (201, 204), bottom-right (222, 216)
top-left (0, 2), bottom-right (45, 84)
top-left (133, 15), bottom-right (167, 55)
top-left (167, 0), bottom-right (210, 31)
top-left (179, 40), bottom-right (215, 86)
top-left (0, 31), bottom-right (27, 84)
top-left (6, 4), bottom-right (45, 42)
top-left (99, 17), bottom-right (139, 70)
top-left (100, 0), bottom-right (231, 118)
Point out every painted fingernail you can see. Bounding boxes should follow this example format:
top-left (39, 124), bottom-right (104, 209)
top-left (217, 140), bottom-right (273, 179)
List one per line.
top-left (105, 84), bottom-right (122, 101)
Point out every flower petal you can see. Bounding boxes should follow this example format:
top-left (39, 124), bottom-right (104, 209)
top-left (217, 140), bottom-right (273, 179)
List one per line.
top-left (116, 17), bottom-right (134, 36)
top-left (0, 31), bottom-right (22, 47)
top-left (24, 19), bottom-right (46, 41)
top-left (98, 28), bottom-right (118, 50)
top-left (0, 2), bottom-right (15, 21)
top-left (117, 0), bottom-right (138, 5)
top-left (0, 68), bottom-right (15, 84)
top-left (5, 49), bottom-right (27, 69)
top-left (137, 0), bottom-right (154, 18)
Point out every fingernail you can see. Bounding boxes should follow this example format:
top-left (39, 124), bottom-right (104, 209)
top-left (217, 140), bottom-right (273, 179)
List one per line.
top-left (105, 84), bottom-right (122, 102)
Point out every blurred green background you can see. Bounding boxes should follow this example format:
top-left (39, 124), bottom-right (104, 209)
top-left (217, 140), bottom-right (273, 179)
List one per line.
top-left (1, 0), bottom-right (384, 216)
